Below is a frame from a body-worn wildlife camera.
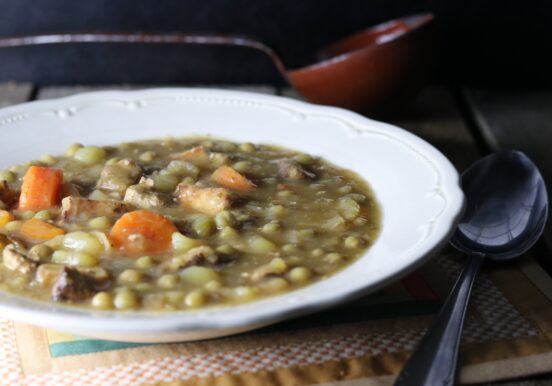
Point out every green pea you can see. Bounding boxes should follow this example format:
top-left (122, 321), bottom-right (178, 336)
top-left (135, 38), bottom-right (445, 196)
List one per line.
top-left (91, 292), bottom-right (113, 310)
top-left (20, 210), bottom-right (35, 220)
top-left (52, 250), bottom-right (98, 267)
top-left (261, 277), bottom-right (289, 292)
top-left (219, 226), bottom-right (239, 240)
top-left (34, 210), bottom-right (51, 221)
top-left (191, 215), bottom-right (215, 238)
top-left (337, 197), bottom-right (360, 220)
top-left (118, 269), bottom-right (144, 284)
top-left (282, 244), bottom-right (298, 253)
top-left (185, 290), bottom-right (207, 308)
top-left (88, 190), bottom-right (109, 201)
top-left (135, 256), bottom-right (155, 269)
top-left (311, 248), bottom-right (324, 257)
top-left (344, 236), bottom-right (361, 249)
top-left (152, 173), bottom-right (180, 193)
top-left (63, 231), bottom-right (104, 256)
top-left (113, 289), bottom-right (139, 310)
top-left (233, 286), bottom-right (257, 299)
top-left (214, 211), bottom-right (235, 229)
top-left (262, 222), bottom-right (281, 234)
top-left (232, 161), bottom-right (251, 173)
top-left (338, 185), bottom-right (353, 194)
top-left (269, 257), bottom-right (287, 273)
top-left (73, 146), bottom-right (106, 166)
top-left (172, 232), bottom-right (203, 252)
top-left (4, 220), bottom-right (23, 232)
top-left (40, 154), bottom-right (57, 165)
top-left (346, 193), bottom-right (366, 203)
top-left (215, 244), bottom-right (235, 255)
top-left (65, 143), bottom-right (83, 157)
top-left (288, 267), bottom-right (312, 284)
top-left (180, 266), bottom-right (219, 286)
top-left (157, 274), bottom-right (179, 288)
top-left (325, 252), bottom-right (342, 264)
top-left (239, 143), bottom-right (255, 153)
top-left (88, 216), bottom-right (111, 230)
top-left (294, 154), bottom-right (314, 165)
top-left (247, 235), bottom-right (276, 253)
top-left (266, 205), bottom-right (285, 219)
top-left (139, 151), bottom-right (156, 162)
top-left (105, 157), bottom-right (121, 165)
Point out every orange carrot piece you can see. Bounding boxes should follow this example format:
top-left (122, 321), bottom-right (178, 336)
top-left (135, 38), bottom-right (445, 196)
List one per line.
top-left (170, 146), bottom-right (209, 161)
top-left (19, 166), bottom-right (63, 211)
top-left (109, 210), bottom-right (178, 255)
top-left (211, 165), bottom-right (256, 192)
top-left (0, 210), bottom-right (14, 228)
top-left (19, 218), bottom-right (65, 242)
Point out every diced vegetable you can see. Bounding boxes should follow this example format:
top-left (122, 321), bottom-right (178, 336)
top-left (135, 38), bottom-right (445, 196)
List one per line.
top-left (211, 166), bottom-right (256, 192)
top-left (170, 146), bottom-right (209, 162)
top-left (176, 183), bottom-right (234, 215)
top-left (109, 210), bottom-right (178, 255)
top-left (73, 146), bottom-right (106, 166)
top-left (19, 166), bottom-right (63, 211)
top-left (19, 218), bottom-right (65, 242)
top-left (63, 231), bottom-right (104, 256)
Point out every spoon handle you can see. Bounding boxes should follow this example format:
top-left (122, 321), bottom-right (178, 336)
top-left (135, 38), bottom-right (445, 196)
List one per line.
top-left (394, 252), bottom-right (485, 386)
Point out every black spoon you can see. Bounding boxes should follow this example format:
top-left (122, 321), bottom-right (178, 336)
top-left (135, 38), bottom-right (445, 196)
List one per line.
top-left (395, 150), bottom-right (548, 386)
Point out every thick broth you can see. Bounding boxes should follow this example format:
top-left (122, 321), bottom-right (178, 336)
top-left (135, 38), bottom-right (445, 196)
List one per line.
top-left (0, 137), bottom-right (380, 311)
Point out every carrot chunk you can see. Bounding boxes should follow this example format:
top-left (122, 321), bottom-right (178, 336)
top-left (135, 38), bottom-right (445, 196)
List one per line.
top-left (211, 166), bottom-right (256, 192)
top-left (19, 218), bottom-right (65, 242)
top-left (19, 166), bottom-right (63, 211)
top-left (170, 146), bottom-right (209, 162)
top-left (109, 210), bottom-right (178, 255)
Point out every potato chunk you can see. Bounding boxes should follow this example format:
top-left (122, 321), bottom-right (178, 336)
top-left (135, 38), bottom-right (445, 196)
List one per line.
top-left (175, 183), bottom-right (234, 215)
top-left (124, 184), bottom-right (168, 209)
top-left (97, 159), bottom-right (142, 194)
top-left (61, 196), bottom-right (126, 220)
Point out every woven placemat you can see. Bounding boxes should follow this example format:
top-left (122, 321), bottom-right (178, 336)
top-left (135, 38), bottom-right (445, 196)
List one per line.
top-left (2, 247), bottom-right (552, 386)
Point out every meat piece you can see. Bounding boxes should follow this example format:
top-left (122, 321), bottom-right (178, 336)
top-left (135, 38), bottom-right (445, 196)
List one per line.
top-left (2, 244), bottom-right (37, 274)
top-left (61, 196), bottom-right (126, 220)
top-left (168, 246), bottom-right (218, 270)
top-left (277, 160), bottom-right (316, 180)
top-left (124, 183), bottom-right (168, 209)
top-left (37, 265), bottom-right (111, 289)
top-left (51, 267), bottom-right (99, 302)
top-left (0, 181), bottom-right (19, 209)
top-left (97, 159), bottom-right (142, 194)
top-left (176, 183), bottom-right (234, 215)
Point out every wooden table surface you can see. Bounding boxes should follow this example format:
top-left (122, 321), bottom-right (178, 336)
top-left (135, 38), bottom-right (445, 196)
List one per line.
top-left (0, 82), bottom-right (551, 386)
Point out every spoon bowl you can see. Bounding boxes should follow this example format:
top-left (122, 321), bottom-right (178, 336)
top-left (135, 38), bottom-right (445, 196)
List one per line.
top-left (451, 150), bottom-right (548, 260)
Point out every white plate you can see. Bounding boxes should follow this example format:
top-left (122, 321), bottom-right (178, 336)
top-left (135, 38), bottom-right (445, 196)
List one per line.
top-left (0, 88), bottom-right (464, 342)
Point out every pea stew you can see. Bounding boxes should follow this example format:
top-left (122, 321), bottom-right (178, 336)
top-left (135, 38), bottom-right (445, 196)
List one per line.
top-left (0, 137), bottom-right (380, 311)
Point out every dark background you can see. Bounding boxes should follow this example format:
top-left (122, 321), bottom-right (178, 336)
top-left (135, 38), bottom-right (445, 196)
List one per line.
top-left (0, 0), bottom-right (550, 87)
